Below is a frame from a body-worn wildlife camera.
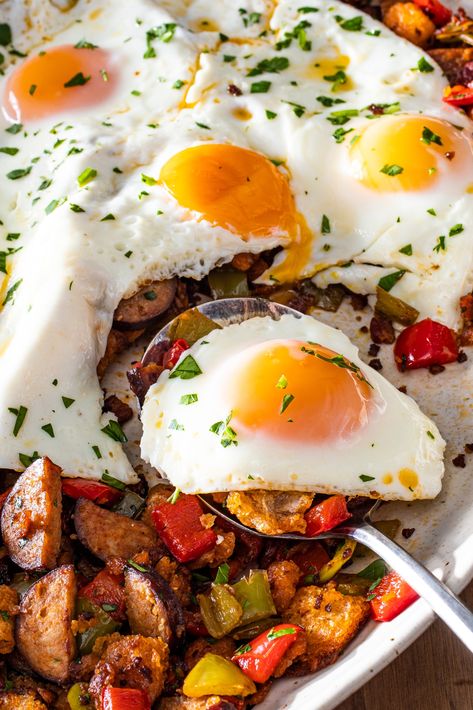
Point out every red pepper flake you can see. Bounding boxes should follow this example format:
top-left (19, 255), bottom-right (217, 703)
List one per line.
top-left (452, 454), bottom-right (466, 468)
top-left (227, 84), bottom-right (243, 96)
top-left (401, 527), bottom-right (415, 539)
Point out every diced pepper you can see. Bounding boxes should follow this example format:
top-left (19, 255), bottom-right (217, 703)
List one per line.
top-left (289, 542), bottom-right (330, 578)
top-left (370, 571), bottom-right (419, 621)
top-left (443, 85), bottom-right (473, 108)
top-left (162, 338), bottom-right (190, 370)
top-left (79, 570), bottom-right (126, 621)
top-left (232, 623), bottom-right (303, 684)
top-left (318, 539), bottom-right (357, 583)
top-left (102, 687), bottom-right (151, 710)
top-left (394, 318), bottom-right (458, 371)
top-left (413, 0), bottom-right (451, 26)
top-left (183, 653), bottom-right (256, 698)
top-left (76, 598), bottom-right (120, 655)
top-left (198, 584), bottom-right (243, 639)
top-left (232, 570), bottom-right (276, 626)
top-left (168, 308), bottom-right (221, 345)
top-left (375, 287), bottom-right (419, 327)
top-left (208, 268), bottom-right (249, 299)
top-left (62, 479), bottom-right (122, 506)
top-left (305, 495), bottom-right (351, 537)
top-left (67, 683), bottom-right (93, 710)
top-left (152, 494), bottom-right (217, 563)
top-left (336, 574), bottom-right (372, 596)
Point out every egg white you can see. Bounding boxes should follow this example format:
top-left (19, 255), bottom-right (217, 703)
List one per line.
top-left (141, 313), bottom-right (445, 501)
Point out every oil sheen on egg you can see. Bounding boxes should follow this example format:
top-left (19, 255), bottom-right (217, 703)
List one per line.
top-left (141, 314), bottom-right (445, 500)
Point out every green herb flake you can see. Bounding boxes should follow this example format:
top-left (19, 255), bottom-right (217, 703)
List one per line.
top-left (169, 418), bottom-right (184, 431)
top-left (332, 126), bottom-right (353, 143)
top-left (128, 559), bottom-right (147, 572)
top-left (64, 72), bottom-right (91, 88)
top-left (421, 126), bottom-right (442, 146)
top-left (359, 474), bottom-right (375, 482)
top-left (247, 56), bottom-right (289, 77)
top-left (6, 124), bottom-right (22, 135)
top-left (358, 558), bottom-right (387, 581)
top-left (169, 354), bottom-right (202, 380)
top-left (250, 80), bottom-right (271, 94)
top-left (167, 487), bottom-right (181, 504)
top-left (378, 269), bottom-right (406, 292)
top-left (321, 214), bottom-right (331, 234)
top-left (75, 39), bottom-right (98, 49)
top-left (265, 110), bottom-right (277, 120)
top-left (276, 374), bottom-right (288, 389)
top-left (427, 208), bottom-right (436, 216)
top-left (449, 223), bottom-right (464, 237)
top-left (380, 163), bottom-right (404, 176)
top-left (92, 445), bottom-right (102, 459)
top-left (77, 167), bottom-right (97, 187)
top-left (280, 393), bottom-right (295, 414)
top-left (427, 430), bottom-right (435, 439)
top-left (433, 235), bottom-right (446, 253)
top-left (180, 393), bottom-right (198, 405)
top-left (8, 405), bottom-right (27, 436)
top-left (0, 24), bottom-right (12, 47)
top-left (101, 420), bottom-right (127, 443)
top-left (214, 562), bottom-right (230, 584)
top-left (337, 16), bottom-right (363, 31)
top-left (416, 57), bottom-right (434, 73)
top-left (3, 279), bottom-right (22, 306)
top-left (41, 423), bottom-right (55, 438)
top-left (0, 146), bottom-right (19, 156)
top-left (62, 396), bottom-right (75, 408)
top-left (100, 213), bottom-right (115, 221)
top-left (399, 244), bottom-right (413, 256)
top-left (102, 471), bottom-right (126, 490)
top-left (7, 167), bottom-right (31, 180)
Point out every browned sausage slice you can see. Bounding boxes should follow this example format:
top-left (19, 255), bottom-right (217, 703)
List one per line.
top-left (124, 566), bottom-right (185, 649)
top-left (113, 279), bottom-right (177, 331)
top-left (1, 457), bottom-right (62, 571)
top-left (15, 565), bottom-right (77, 683)
top-left (74, 498), bottom-right (158, 561)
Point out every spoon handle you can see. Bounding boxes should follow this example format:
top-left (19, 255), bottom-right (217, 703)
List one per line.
top-left (343, 521), bottom-right (473, 652)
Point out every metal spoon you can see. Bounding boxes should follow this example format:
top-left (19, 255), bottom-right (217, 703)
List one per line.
top-left (143, 296), bottom-right (473, 652)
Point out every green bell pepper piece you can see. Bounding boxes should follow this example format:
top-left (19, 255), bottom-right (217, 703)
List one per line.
top-left (198, 584), bottom-right (243, 639)
top-left (76, 598), bottom-right (120, 655)
top-left (233, 569), bottom-right (276, 625)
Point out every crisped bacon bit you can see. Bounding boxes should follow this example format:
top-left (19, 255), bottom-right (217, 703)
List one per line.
top-left (350, 293), bottom-right (368, 311)
top-left (231, 253), bottom-right (258, 272)
top-left (398, 385), bottom-right (408, 394)
top-left (429, 363), bottom-right (445, 375)
top-left (370, 315), bottom-right (395, 344)
top-left (402, 528), bottom-right (415, 539)
top-left (103, 394), bottom-right (133, 425)
top-left (465, 443), bottom-right (473, 454)
top-left (452, 454), bottom-right (466, 468)
top-left (368, 343), bottom-right (380, 357)
top-left (369, 358), bottom-right (382, 371)
top-left (457, 350), bottom-right (468, 363)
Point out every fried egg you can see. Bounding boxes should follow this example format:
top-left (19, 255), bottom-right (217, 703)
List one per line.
top-left (0, 0), bottom-right (465, 483)
top-left (141, 313), bottom-right (445, 500)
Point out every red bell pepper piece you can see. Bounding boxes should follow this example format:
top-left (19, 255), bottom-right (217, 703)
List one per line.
top-left (443, 85), bottom-right (473, 108)
top-left (305, 495), bottom-right (351, 537)
top-left (394, 318), bottom-right (458, 371)
top-left (370, 571), bottom-right (419, 622)
top-left (413, 0), bottom-right (451, 26)
top-left (62, 479), bottom-right (123, 506)
top-left (232, 624), bottom-right (304, 684)
top-left (163, 338), bottom-right (190, 370)
top-left (152, 494), bottom-right (217, 563)
top-left (79, 570), bottom-right (126, 621)
top-left (102, 687), bottom-right (150, 710)
top-left (289, 542), bottom-right (330, 577)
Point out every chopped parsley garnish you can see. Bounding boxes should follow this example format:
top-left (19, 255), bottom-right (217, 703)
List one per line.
top-left (380, 163), bottom-right (404, 176)
top-left (8, 405), bottom-right (27, 436)
top-left (214, 563), bottom-right (230, 584)
top-left (0, 147), bottom-right (19, 155)
top-left (265, 110), bottom-right (277, 120)
top-left (210, 412), bottom-right (238, 448)
top-left (359, 474), bottom-right (375, 482)
top-left (281, 100), bottom-right (305, 117)
top-left (169, 354), bottom-right (202, 380)
top-left (358, 559), bottom-right (387, 582)
top-left (64, 72), bottom-right (91, 88)
top-left (0, 24), bottom-right (12, 46)
top-left (41, 423), bottom-right (55, 438)
top-left (128, 559), bottom-right (147, 572)
top-left (298, 6), bottom-right (318, 13)
top-left (62, 396), bottom-right (75, 408)
top-left (223, 54), bottom-right (236, 63)
top-left (141, 173), bottom-right (157, 186)
top-left (433, 235), bottom-right (446, 253)
top-left (280, 393), bottom-right (295, 414)
top-left (316, 95), bottom-right (345, 107)
top-left (102, 471), bottom-right (126, 490)
top-left (323, 69), bottom-right (347, 90)
top-left (251, 81), bottom-right (271, 94)
top-left (19, 451), bottom-right (39, 468)
top-left (247, 56), bottom-right (289, 76)
top-left (77, 167), bottom-right (97, 187)
top-left (416, 57), bottom-right (434, 73)
top-left (180, 393), bottom-right (198, 405)
top-left (6, 124), bottom-right (22, 135)
top-left (169, 419), bottom-right (184, 431)
top-left (92, 445), bottom-right (102, 459)
top-left (399, 244), bottom-right (413, 256)
top-left (75, 39), bottom-right (98, 49)
top-left (427, 430), bottom-right (435, 439)
top-left (239, 9), bottom-right (261, 27)
top-left (336, 15), bottom-right (363, 31)
top-left (321, 214), bottom-right (331, 234)
top-left (315, 353), bottom-right (373, 388)
top-left (276, 374), bottom-right (288, 389)
top-left (427, 208), bottom-right (436, 216)
top-left (267, 627), bottom-right (296, 640)
top-left (70, 203), bottom-right (85, 213)
top-left (101, 420), bottom-right (128, 443)
top-left (378, 270), bottom-right (406, 292)
top-left (100, 213), bottom-right (115, 221)
top-left (7, 167), bottom-right (31, 180)
top-left (333, 126), bottom-right (353, 143)
top-left (29, 84), bottom-right (37, 96)
top-left (326, 108), bottom-right (359, 125)
top-left (172, 79), bottom-right (185, 89)
top-left (449, 223), bottom-right (464, 237)
top-left (167, 487), bottom-right (181, 504)
top-left (235, 643), bottom-right (252, 655)
top-left (195, 122), bottom-right (210, 130)
top-left (3, 279), bottom-right (22, 306)
top-left (144, 23), bottom-right (177, 58)
top-left (421, 126), bottom-right (442, 146)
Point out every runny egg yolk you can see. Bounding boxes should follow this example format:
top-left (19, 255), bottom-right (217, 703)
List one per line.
top-left (227, 339), bottom-right (373, 443)
top-left (350, 115), bottom-right (472, 192)
top-left (159, 144), bottom-right (314, 280)
top-left (2, 45), bottom-right (115, 123)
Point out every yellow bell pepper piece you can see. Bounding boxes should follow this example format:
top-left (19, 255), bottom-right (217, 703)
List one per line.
top-left (183, 653), bottom-right (256, 698)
